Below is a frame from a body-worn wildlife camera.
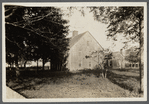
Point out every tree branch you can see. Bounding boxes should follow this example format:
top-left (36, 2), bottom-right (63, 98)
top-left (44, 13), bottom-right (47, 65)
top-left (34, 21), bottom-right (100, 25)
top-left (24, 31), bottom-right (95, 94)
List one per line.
top-left (5, 22), bottom-right (65, 54)
top-left (6, 36), bottom-right (23, 50)
top-left (5, 8), bottom-right (17, 19)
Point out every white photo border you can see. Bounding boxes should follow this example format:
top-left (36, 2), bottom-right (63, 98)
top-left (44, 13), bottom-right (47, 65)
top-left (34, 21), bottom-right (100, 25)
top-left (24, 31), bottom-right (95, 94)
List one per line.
top-left (2, 2), bottom-right (147, 102)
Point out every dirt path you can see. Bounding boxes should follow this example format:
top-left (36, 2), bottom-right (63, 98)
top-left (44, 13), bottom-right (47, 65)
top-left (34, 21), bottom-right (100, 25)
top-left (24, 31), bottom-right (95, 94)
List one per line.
top-left (18, 74), bottom-right (140, 98)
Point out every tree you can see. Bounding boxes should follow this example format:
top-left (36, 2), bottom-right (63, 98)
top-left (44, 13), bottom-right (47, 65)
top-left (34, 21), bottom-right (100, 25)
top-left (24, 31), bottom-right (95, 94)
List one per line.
top-left (5, 5), bottom-right (69, 71)
top-left (125, 48), bottom-right (140, 63)
top-left (90, 6), bottom-right (144, 93)
top-left (125, 54), bottom-right (140, 63)
top-left (85, 48), bottom-right (112, 69)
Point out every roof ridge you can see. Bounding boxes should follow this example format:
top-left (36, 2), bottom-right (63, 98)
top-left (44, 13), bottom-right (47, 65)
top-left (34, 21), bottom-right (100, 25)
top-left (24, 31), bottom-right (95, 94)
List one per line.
top-left (112, 51), bottom-right (124, 58)
top-left (69, 31), bottom-right (103, 50)
top-left (69, 31), bottom-right (86, 48)
top-left (86, 31), bottom-right (104, 50)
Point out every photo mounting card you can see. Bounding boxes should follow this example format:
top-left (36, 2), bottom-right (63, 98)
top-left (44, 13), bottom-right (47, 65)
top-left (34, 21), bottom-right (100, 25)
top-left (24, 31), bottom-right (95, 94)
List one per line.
top-left (2, 2), bottom-right (147, 102)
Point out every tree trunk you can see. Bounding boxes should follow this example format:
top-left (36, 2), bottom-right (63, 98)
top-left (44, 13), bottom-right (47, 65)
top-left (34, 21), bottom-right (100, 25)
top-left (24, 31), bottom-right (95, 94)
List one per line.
top-left (51, 58), bottom-right (56, 71)
top-left (139, 17), bottom-right (143, 93)
top-left (57, 62), bottom-right (60, 71)
top-left (55, 61), bottom-right (57, 70)
top-left (15, 55), bottom-right (20, 78)
top-left (10, 62), bottom-right (12, 70)
top-left (139, 58), bottom-right (142, 92)
top-left (36, 59), bottom-right (38, 74)
top-left (53, 62), bottom-right (55, 70)
top-left (42, 58), bottom-right (45, 70)
top-left (56, 61), bottom-right (58, 71)
top-left (59, 61), bottom-right (62, 71)
top-left (59, 61), bottom-right (61, 71)
top-left (51, 59), bottom-right (53, 70)
top-left (15, 55), bottom-right (18, 68)
top-left (52, 62), bottom-right (54, 71)
top-left (51, 60), bottom-right (52, 70)
top-left (24, 61), bottom-right (27, 69)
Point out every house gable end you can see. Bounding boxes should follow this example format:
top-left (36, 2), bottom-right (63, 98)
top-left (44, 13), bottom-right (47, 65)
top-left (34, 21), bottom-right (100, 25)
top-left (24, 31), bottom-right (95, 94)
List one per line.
top-left (69, 31), bottom-right (103, 50)
top-left (86, 31), bottom-right (104, 50)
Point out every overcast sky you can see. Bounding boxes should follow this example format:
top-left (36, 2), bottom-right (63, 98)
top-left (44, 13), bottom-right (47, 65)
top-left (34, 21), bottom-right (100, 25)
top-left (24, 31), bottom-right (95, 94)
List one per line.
top-left (62, 7), bottom-right (124, 52)
top-left (61, 7), bottom-right (139, 52)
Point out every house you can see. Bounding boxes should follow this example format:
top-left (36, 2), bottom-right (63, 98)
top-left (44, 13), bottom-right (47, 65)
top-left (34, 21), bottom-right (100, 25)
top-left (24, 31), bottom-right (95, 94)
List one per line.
top-left (111, 47), bottom-right (140, 69)
top-left (66, 31), bottom-right (104, 71)
top-left (112, 51), bottom-right (125, 69)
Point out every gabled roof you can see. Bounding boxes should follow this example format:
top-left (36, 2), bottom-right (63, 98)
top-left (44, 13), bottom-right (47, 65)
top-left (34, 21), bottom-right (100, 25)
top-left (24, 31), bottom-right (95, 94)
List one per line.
top-left (69, 31), bottom-right (103, 50)
top-left (69, 31), bottom-right (86, 48)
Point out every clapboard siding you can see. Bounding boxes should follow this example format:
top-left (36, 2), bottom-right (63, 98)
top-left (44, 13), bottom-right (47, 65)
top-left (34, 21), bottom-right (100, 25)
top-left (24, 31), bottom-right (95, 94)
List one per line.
top-left (67, 31), bottom-right (104, 71)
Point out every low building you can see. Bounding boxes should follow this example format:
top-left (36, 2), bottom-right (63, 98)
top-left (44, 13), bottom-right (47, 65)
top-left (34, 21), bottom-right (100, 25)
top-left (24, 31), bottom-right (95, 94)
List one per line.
top-left (112, 48), bottom-right (139, 69)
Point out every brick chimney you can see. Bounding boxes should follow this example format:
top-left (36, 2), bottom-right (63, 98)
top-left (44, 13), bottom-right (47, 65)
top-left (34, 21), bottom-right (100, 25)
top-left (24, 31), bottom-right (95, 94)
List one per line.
top-left (72, 30), bottom-right (78, 37)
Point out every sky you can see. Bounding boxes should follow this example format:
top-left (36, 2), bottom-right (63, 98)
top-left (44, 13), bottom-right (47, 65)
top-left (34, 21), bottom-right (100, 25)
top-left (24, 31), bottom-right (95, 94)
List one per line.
top-left (61, 7), bottom-right (139, 52)
top-left (61, 7), bottom-right (124, 52)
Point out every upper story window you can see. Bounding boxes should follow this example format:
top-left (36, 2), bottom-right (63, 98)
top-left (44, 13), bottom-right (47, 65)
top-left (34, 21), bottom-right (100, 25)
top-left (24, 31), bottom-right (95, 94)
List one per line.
top-left (79, 63), bottom-right (81, 67)
top-left (79, 51), bottom-right (82, 56)
top-left (87, 41), bottom-right (89, 46)
top-left (89, 61), bottom-right (91, 67)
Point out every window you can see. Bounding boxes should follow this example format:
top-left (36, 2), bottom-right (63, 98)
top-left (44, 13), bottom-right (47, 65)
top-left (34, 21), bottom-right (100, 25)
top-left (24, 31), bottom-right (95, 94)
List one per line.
top-left (132, 64), bottom-right (135, 67)
top-left (129, 64), bottom-right (131, 67)
top-left (109, 60), bottom-right (112, 67)
top-left (79, 51), bottom-right (82, 68)
top-left (87, 41), bottom-right (89, 46)
top-left (79, 51), bottom-right (81, 56)
top-left (125, 63), bottom-right (129, 67)
top-left (89, 61), bottom-right (91, 67)
top-left (79, 62), bottom-right (81, 67)
top-left (136, 64), bottom-right (138, 67)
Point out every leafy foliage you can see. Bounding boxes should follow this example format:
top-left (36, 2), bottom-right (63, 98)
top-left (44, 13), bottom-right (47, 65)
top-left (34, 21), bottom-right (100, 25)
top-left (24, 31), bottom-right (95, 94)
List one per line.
top-left (89, 6), bottom-right (144, 46)
top-left (5, 5), bottom-right (69, 70)
top-left (89, 6), bottom-right (144, 92)
top-left (125, 54), bottom-right (140, 63)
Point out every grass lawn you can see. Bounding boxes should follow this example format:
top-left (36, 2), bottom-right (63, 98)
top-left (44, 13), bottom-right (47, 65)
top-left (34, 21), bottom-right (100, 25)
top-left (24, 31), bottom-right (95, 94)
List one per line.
top-left (108, 69), bottom-right (142, 93)
top-left (6, 69), bottom-right (143, 98)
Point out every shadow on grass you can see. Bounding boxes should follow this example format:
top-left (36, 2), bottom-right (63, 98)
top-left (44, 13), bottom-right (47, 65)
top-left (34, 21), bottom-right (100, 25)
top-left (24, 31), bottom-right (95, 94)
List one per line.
top-left (107, 70), bottom-right (140, 93)
top-left (6, 69), bottom-right (102, 95)
top-left (6, 68), bottom-right (142, 98)
top-left (73, 69), bottom-right (102, 76)
top-left (6, 70), bottom-right (70, 93)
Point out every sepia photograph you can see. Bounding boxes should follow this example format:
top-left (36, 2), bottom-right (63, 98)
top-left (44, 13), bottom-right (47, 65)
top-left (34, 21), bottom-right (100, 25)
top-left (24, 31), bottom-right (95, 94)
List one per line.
top-left (2, 2), bottom-right (147, 102)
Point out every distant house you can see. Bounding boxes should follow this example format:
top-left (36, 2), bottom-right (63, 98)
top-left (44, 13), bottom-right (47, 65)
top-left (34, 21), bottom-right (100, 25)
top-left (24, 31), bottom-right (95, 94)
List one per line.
top-left (66, 31), bottom-right (104, 71)
top-left (112, 48), bottom-right (139, 69)
top-left (27, 59), bottom-right (50, 68)
top-left (18, 58), bottom-right (50, 70)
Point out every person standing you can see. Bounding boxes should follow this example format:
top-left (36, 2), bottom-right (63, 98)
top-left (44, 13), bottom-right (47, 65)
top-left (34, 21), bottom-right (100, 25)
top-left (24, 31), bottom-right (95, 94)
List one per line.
top-left (105, 59), bottom-right (108, 78)
top-left (102, 59), bottom-right (108, 78)
top-left (101, 60), bottom-right (105, 78)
